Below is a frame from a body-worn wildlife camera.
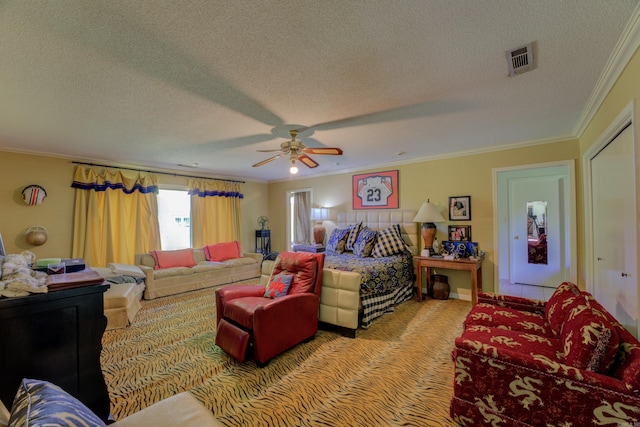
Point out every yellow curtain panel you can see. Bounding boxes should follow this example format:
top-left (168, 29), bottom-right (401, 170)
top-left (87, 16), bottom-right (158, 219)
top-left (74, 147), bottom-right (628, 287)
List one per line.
top-left (71, 166), bottom-right (161, 267)
top-left (188, 178), bottom-right (243, 249)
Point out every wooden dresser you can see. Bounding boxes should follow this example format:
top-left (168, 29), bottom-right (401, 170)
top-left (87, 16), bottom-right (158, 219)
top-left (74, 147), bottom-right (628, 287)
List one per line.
top-left (0, 284), bottom-right (111, 420)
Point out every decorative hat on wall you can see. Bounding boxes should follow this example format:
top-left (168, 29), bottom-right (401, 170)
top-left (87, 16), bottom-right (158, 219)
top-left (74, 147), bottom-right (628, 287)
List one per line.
top-left (25, 225), bottom-right (48, 246)
top-left (21, 185), bottom-right (47, 206)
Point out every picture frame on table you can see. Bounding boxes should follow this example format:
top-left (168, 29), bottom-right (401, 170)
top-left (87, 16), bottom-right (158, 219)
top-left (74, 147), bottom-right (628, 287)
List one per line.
top-left (352, 170), bottom-right (399, 210)
top-left (449, 196), bottom-right (471, 220)
top-left (448, 225), bottom-right (471, 242)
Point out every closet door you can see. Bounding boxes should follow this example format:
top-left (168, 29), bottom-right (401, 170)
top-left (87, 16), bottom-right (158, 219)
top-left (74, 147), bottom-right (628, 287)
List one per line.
top-left (591, 124), bottom-right (638, 337)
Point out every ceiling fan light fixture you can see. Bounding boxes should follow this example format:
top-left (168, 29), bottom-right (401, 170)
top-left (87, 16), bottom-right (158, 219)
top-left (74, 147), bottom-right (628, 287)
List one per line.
top-left (289, 160), bottom-right (299, 175)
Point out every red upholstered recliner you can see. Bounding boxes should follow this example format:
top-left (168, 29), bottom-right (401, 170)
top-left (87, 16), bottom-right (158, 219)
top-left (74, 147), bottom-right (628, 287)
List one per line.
top-left (215, 252), bottom-right (324, 366)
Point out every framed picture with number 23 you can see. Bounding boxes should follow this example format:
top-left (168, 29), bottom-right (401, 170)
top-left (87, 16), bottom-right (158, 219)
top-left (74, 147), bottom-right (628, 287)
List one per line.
top-left (352, 170), bottom-right (399, 210)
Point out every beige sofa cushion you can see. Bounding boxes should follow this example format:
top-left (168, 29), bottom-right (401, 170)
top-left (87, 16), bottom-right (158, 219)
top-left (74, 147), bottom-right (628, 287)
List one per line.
top-left (112, 392), bottom-right (220, 427)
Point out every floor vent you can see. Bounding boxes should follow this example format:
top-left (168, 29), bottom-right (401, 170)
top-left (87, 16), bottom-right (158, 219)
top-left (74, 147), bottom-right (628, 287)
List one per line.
top-left (506, 42), bottom-right (534, 77)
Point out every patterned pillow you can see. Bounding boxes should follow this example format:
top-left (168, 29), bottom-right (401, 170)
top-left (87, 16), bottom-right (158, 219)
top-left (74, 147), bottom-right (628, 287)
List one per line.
top-left (326, 228), bottom-right (350, 254)
top-left (353, 227), bottom-right (378, 257)
top-left (263, 273), bottom-right (294, 298)
top-left (345, 222), bottom-right (362, 251)
top-left (561, 297), bottom-right (620, 373)
top-left (545, 282), bottom-right (582, 336)
top-left (372, 225), bottom-right (409, 258)
top-left (8, 378), bottom-right (106, 427)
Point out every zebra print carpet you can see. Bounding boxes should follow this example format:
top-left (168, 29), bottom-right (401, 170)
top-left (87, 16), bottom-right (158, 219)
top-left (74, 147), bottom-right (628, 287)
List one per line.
top-left (101, 285), bottom-right (470, 426)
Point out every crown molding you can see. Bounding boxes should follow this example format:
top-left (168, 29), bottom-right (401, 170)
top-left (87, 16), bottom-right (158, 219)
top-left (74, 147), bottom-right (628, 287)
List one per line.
top-left (574, 3), bottom-right (640, 137)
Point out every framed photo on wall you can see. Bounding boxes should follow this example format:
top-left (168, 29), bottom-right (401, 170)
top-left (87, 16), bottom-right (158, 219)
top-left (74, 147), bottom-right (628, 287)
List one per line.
top-left (352, 170), bottom-right (399, 210)
top-left (448, 225), bottom-right (471, 242)
top-left (449, 195), bottom-right (471, 220)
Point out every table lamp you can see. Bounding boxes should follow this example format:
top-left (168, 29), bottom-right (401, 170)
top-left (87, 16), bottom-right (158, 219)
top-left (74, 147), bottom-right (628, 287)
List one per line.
top-left (412, 200), bottom-right (444, 255)
top-left (311, 207), bottom-right (330, 245)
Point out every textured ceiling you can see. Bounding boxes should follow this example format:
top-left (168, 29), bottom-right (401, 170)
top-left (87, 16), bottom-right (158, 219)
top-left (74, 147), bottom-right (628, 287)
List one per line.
top-left (1, 0), bottom-right (639, 182)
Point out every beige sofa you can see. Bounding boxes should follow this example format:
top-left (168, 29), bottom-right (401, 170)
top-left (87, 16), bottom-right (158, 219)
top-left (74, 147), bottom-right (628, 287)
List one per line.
top-left (261, 260), bottom-right (361, 336)
top-left (136, 249), bottom-right (261, 299)
top-left (0, 390), bottom-right (219, 427)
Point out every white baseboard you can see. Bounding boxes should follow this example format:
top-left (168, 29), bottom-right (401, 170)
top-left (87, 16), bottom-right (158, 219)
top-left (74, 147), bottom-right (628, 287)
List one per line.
top-left (448, 292), bottom-right (471, 302)
top-left (419, 289), bottom-right (471, 302)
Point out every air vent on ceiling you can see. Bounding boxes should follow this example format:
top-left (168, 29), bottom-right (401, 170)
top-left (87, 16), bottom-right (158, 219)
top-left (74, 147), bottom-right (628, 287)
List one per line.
top-left (506, 42), bottom-right (534, 77)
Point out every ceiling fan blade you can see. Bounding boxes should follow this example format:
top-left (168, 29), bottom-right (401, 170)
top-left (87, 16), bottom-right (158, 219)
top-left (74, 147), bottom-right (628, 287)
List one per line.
top-left (303, 147), bottom-right (343, 155)
top-left (256, 149), bottom-right (285, 153)
top-left (252, 154), bottom-right (282, 167)
top-left (297, 154), bottom-right (319, 168)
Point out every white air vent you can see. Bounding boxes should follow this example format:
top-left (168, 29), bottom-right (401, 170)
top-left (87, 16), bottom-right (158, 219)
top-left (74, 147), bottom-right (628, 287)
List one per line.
top-left (506, 43), bottom-right (534, 77)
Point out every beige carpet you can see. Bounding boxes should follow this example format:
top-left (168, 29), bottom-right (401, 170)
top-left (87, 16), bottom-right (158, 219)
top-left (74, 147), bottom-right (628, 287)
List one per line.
top-left (101, 286), bottom-right (470, 426)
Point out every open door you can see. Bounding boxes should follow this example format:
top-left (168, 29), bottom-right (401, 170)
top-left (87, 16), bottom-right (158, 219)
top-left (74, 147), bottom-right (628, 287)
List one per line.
top-left (494, 161), bottom-right (576, 293)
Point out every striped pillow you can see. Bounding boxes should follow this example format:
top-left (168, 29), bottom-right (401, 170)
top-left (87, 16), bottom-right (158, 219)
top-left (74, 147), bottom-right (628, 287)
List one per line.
top-left (372, 225), bottom-right (409, 258)
top-left (345, 222), bottom-right (362, 251)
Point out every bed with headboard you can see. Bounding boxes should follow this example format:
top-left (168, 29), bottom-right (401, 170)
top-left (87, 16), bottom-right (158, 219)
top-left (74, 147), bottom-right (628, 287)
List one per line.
top-left (322, 210), bottom-right (418, 330)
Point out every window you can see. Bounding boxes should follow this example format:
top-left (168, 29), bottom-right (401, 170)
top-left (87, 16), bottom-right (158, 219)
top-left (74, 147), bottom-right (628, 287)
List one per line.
top-left (157, 189), bottom-right (191, 250)
top-left (287, 189), bottom-right (311, 248)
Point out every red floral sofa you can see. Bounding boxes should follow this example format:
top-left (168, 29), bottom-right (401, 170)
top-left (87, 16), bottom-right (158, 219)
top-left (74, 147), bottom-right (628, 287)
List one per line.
top-left (451, 282), bottom-right (640, 426)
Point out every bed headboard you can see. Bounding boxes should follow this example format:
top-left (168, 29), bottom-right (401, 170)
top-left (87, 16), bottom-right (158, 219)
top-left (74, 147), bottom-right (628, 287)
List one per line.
top-left (336, 210), bottom-right (418, 256)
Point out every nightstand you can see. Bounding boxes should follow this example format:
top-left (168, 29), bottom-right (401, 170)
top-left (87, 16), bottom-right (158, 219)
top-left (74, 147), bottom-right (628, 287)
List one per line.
top-left (292, 244), bottom-right (326, 253)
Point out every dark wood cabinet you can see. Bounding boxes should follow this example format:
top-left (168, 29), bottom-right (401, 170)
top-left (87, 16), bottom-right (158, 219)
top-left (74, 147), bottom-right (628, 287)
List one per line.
top-left (0, 284), bottom-right (111, 420)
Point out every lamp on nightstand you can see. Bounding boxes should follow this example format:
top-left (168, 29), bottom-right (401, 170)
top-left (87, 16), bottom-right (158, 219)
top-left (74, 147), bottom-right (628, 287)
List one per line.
top-left (311, 207), bottom-right (330, 245)
top-left (412, 200), bottom-right (444, 255)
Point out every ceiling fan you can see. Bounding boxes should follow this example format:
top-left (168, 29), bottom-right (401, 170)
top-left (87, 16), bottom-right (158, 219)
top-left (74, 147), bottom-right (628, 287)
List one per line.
top-left (252, 130), bottom-right (343, 174)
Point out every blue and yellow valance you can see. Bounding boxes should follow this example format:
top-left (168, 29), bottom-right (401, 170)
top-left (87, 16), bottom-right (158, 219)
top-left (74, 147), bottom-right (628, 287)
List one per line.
top-left (188, 178), bottom-right (243, 199)
top-left (71, 166), bottom-right (158, 194)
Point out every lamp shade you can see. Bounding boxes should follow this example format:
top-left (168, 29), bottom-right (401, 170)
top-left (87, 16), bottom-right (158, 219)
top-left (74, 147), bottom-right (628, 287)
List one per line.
top-left (412, 202), bottom-right (445, 223)
top-left (311, 208), bottom-right (330, 221)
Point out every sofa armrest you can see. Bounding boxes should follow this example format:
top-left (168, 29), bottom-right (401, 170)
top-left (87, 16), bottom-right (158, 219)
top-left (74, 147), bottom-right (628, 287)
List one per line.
top-left (260, 260), bottom-right (276, 287)
top-left (112, 392), bottom-right (220, 427)
top-left (215, 285), bottom-right (265, 324)
top-left (137, 265), bottom-right (155, 299)
top-left (244, 252), bottom-right (263, 263)
top-left (477, 292), bottom-right (546, 314)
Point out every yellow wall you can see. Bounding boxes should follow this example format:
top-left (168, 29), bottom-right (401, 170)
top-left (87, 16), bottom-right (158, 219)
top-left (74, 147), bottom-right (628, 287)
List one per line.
top-left (0, 152), bottom-right (76, 258)
top-left (267, 140), bottom-right (579, 298)
top-left (0, 151), bottom-right (269, 262)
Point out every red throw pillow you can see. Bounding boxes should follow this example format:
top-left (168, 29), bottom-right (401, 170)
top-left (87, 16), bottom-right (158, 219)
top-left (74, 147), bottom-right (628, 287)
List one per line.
top-left (150, 248), bottom-right (195, 270)
top-left (263, 273), bottom-right (294, 298)
top-left (204, 241), bottom-right (241, 262)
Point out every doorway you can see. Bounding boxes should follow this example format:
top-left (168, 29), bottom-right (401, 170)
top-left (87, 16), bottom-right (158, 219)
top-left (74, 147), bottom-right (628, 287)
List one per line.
top-left (494, 161), bottom-right (577, 297)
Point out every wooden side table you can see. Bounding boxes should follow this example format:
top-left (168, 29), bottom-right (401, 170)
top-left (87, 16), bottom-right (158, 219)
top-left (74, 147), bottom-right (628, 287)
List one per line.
top-left (415, 256), bottom-right (483, 305)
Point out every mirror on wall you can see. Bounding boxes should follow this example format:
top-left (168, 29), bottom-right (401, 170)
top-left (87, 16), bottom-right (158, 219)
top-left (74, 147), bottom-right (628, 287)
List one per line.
top-left (527, 201), bottom-right (547, 265)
